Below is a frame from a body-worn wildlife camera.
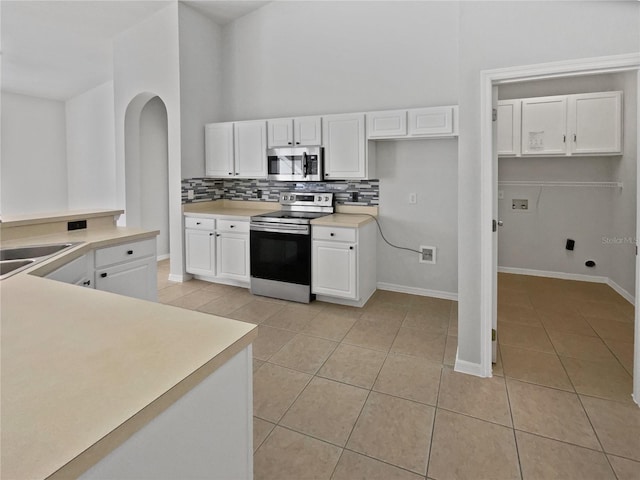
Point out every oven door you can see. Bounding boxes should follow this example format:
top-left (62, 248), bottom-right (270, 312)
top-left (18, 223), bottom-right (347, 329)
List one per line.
top-left (250, 225), bottom-right (311, 285)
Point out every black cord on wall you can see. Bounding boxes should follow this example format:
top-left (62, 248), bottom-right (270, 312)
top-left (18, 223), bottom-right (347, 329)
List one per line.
top-left (363, 214), bottom-right (423, 255)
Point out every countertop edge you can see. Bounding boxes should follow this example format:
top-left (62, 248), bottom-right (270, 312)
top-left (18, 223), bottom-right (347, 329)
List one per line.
top-left (49, 328), bottom-right (258, 479)
top-left (0, 209), bottom-right (124, 228)
top-left (310, 213), bottom-right (376, 227)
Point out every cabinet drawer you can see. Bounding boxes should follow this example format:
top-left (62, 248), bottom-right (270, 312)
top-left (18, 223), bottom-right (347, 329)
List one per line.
top-left (312, 226), bottom-right (357, 243)
top-left (217, 219), bottom-right (249, 234)
top-left (185, 217), bottom-right (216, 230)
top-left (95, 238), bottom-right (156, 268)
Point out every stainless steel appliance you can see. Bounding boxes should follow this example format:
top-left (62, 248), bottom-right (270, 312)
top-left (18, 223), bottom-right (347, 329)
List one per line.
top-left (267, 146), bottom-right (323, 182)
top-left (250, 192), bottom-right (334, 303)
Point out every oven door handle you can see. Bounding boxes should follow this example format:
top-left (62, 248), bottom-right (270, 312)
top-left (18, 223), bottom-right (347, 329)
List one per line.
top-left (250, 223), bottom-right (310, 235)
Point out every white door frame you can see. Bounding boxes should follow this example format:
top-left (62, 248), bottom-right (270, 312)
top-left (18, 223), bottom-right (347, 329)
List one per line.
top-left (479, 53), bottom-right (640, 404)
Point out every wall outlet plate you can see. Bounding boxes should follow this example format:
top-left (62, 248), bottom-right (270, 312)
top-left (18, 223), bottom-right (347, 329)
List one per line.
top-left (409, 192), bottom-right (417, 204)
top-left (419, 245), bottom-right (436, 264)
top-left (187, 189), bottom-right (195, 200)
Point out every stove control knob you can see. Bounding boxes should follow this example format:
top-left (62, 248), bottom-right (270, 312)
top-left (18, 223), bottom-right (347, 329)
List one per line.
top-left (324, 196), bottom-right (330, 202)
top-left (316, 195), bottom-right (321, 202)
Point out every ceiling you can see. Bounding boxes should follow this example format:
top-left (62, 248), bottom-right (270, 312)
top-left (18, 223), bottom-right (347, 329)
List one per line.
top-left (1, 1), bottom-right (269, 101)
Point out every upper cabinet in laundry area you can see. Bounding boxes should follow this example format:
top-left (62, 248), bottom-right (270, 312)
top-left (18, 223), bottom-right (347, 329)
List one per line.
top-left (498, 91), bottom-right (623, 157)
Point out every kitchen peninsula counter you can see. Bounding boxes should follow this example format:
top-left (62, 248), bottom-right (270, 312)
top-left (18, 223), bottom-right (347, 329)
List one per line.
top-left (1, 221), bottom-right (257, 479)
top-left (183, 199), bottom-right (278, 219)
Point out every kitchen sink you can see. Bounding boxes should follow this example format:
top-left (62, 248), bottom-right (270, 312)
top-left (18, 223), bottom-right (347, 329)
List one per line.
top-left (0, 242), bottom-right (81, 280)
top-left (0, 259), bottom-right (36, 277)
top-left (0, 243), bottom-right (77, 261)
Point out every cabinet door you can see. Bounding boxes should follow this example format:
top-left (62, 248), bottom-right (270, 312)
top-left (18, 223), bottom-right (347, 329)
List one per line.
top-left (366, 110), bottom-right (407, 138)
top-left (497, 100), bottom-right (521, 156)
top-left (521, 96), bottom-right (568, 155)
top-left (568, 91), bottom-right (622, 155)
top-left (205, 123), bottom-right (235, 178)
top-left (185, 229), bottom-right (216, 276)
top-left (216, 233), bottom-right (250, 282)
top-left (95, 257), bottom-right (156, 302)
top-left (408, 107), bottom-right (454, 136)
top-left (234, 120), bottom-right (267, 178)
top-left (294, 116), bottom-right (322, 146)
top-left (312, 240), bottom-right (357, 299)
top-left (267, 119), bottom-right (294, 148)
top-left (322, 114), bottom-right (366, 179)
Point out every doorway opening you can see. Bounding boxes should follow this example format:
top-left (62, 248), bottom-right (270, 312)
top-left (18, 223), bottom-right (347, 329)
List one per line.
top-left (124, 94), bottom-right (170, 260)
top-left (479, 53), bottom-right (640, 404)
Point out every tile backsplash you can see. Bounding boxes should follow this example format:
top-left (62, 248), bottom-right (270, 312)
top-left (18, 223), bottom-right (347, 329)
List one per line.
top-left (182, 178), bottom-right (379, 206)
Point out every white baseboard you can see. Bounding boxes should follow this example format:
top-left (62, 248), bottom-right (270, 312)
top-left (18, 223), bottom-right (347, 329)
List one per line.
top-left (157, 253), bottom-right (170, 261)
top-left (454, 354), bottom-right (490, 377)
top-left (498, 266), bottom-right (608, 284)
top-left (498, 266), bottom-right (635, 305)
top-left (168, 273), bottom-right (191, 282)
top-left (376, 282), bottom-right (458, 301)
top-left (607, 278), bottom-right (635, 305)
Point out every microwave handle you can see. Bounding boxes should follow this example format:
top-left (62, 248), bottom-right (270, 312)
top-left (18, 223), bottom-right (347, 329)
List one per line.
top-left (302, 151), bottom-right (308, 178)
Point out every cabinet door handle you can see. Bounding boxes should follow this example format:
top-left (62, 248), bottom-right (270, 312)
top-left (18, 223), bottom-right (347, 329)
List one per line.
top-left (209, 233), bottom-right (214, 236)
top-left (100, 273), bottom-right (107, 278)
top-left (349, 246), bottom-right (354, 250)
top-left (228, 172), bottom-right (233, 175)
top-left (217, 234), bottom-right (221, 237)
top-left (230, 225), bottom-right (235, 228)
top-left (127, 250), bottom-right (133, 255)
top-left (83, 280), bottom-right (91, 286)
top-left (196, 222), bottom-right (201, 225)
top-left (573, 133), bottom-right (577, 142)
top-left (330, 232), bottom-right (335, 236)
top-left (288, 142), bottom-right (292, 145)
top-left (235, 173), bottom-right (239, 176)
top-left (563, 134), bottom-right (566, 143)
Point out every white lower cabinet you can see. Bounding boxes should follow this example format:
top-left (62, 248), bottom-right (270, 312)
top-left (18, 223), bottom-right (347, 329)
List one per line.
top-left (94, 238), bottom-right (158, 302)
top-left (311, 221), bottom-right (376, 307)
top-left (185, 215), bottom-right (250, 286)
top-left (45, 254), bottom-right (93, 288)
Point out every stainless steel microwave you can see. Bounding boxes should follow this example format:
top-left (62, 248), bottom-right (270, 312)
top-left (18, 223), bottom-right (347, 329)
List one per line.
top-left (267, 146), bottom-right (323, 182)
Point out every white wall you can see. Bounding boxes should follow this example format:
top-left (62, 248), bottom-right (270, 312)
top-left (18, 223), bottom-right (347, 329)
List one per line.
top-left (178, 3), bottom-right (223, 179)
top-left (377, 139), bottom-right (458, 296)
top-left (113, 3), bottom-right (184, 279)
top-left (610, 71), bottom-right (637, 298)
top-left (140, 97), bottom-right (170, 257)
top-left (1, 91), bottom-right (68, 215)
top-left (496, 74), bottom-right (630, 288)
top-left (220, 1), bottom-right (460, 296)
top-left (66, 81), bottom-right (117, 210)
top-left (221, 1), bottom-right (459, 120)
top-left (457, 1), bottom-right (640, 366)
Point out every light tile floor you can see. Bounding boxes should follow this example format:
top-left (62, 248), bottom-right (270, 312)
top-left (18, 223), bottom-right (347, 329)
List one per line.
top-left (158, 261), bottom-right (639, 480)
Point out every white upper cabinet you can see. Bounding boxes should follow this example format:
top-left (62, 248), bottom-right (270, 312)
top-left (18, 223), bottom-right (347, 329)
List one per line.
top-left (267, 116), bottom-right (322, 147)
top-left (366, 110), bottom-right (407, 138)
top-left (323, 113), bottom-right (372, 179)
top-left (497, 100), bottom-right (522, 157)
top-left (233, 120), bottom-right (267, 178)
top-left (205, 123), bottom-right (235, 177)
top-left (408, 106), bottom-right (455, 136)
top-left (568, 91), bottom-right (622, 155)
top-left (521, 96), bottom-right (568, 155)
top-left (513, 91), bottom-right (622, 157)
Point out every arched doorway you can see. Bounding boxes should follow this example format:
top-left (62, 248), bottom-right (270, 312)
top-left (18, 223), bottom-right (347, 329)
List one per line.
top-left (124, 94), bottom-right (170, 259)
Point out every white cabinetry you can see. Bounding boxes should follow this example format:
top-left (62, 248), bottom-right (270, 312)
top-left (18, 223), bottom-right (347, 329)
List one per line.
top-left (312, 221), bottom-right (376, 307)
top-left (366, 110), bottom-right (407, 138)
top-left (408, 106), bottom-right (456, 136)
top-left (323, 113), bottom-right (376, 180)
top-left (521, 96), bottom-right (568, 155)
top-left (205, 123), bottom-right (234, 177)
top-left (205, 121), bottom-right (267, 179)
top-left (509, 91), bottom-right (623, 157)
top-left (185, 217), bottom-right (217, 277)
top-left (94, 238), bottom-right (157, 302)
top-left (497, 100), bottom-right (522, 156)
top-left (45, 254), bottom-right (93, 288)
top-left (267, 116), bottom-right (322, 147)
top-left (569, 91), bottom-right (622, 155)
top-left (185, 215), bottom-right (250, 286)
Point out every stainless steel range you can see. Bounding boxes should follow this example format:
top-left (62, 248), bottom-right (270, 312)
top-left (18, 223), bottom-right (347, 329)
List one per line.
top-left (250, 192), bottom-right (334, 303)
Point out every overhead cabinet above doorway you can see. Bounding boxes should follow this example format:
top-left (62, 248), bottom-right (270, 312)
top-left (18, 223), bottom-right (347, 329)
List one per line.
top-left (498, 91), bottom-right (623, 157)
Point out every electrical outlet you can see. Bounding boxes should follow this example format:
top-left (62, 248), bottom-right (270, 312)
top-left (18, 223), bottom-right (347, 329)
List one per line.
top-left (409, 193), bottom-right (417, 204)
top-left (419, 245), bottom-right (436, 264)
top-left (512, 199), bottom-right (528, 210)
top-left (187, 189), bottom-right (195, 200)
